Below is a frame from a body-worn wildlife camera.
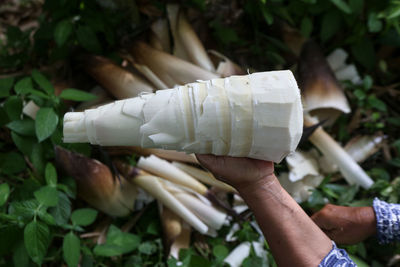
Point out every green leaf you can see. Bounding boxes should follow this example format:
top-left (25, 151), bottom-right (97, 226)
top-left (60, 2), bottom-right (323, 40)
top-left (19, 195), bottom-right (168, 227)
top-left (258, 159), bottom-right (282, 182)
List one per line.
top-left (388, 117), bottom-right (400, 127)
top-left (13, 241), bottom-right (30, 267)
top-left (30, 143), bottom-right (45, 174)
top-left (0, 77), bottom-right (14, 98)
top-left (4, 96), bottom-right (23, 121)
top-left (349, 0), bottom-right (363, 14)
top-left (351, 37), bottom-right (375, 70)
top-left (0, 183), bottom-right (10, 206)
top-left (320, 11), bottom-right (342, 42)
top-left (35, 107), bottom-right (59, 142)
top-left (45, 162), bottom-right (57, 186)
top-left (49, 192), bottom-right (71, 225)
top-left (9, 200), bottom-right (39, 220)
top-left (368, 13), bottom-right (382, 33)
top-left (76, 25), bottom-right (102, 54)
top-left (349, 254), bottom-right (369, 267)
top-left (63, 232), bottom-right (80, 267)
top-left (367, 95), bottom-right (387, 112)
top-left (7, 118), bottom-right (36, 136)
top-left (300, 17), bottom-right (313, 38)
top-left (34, 186), bottom-right (59, 207)
top-left (54, 20), bottom-right (73, 47)
top-left (14, 77), bottom-right (34, 95)
top-left (24, 220), bottom-right (51, 265)
top-left (388, 6), bottom-right (400, 19)
top-left (138, 241), bottom-right (157, 255)
top-left (59, 88), bottom-right (97, 101)
top-left (212, 245), bottom-right (229, 260)
top-left (71, 208), bottom-right (98, 226)
top-left (31, 69), bottom-right (54, 94)
top-left (94, 225), bottom-right (140, 257)
top-left (0, 151), bottom-right (26, 174)
top-left (330, 0), bottom-right (352, 14)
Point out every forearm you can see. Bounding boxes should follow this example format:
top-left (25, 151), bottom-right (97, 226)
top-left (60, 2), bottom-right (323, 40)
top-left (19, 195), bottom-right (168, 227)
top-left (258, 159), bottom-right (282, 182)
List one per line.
top-left (238, 175), bottom-right (332, 267)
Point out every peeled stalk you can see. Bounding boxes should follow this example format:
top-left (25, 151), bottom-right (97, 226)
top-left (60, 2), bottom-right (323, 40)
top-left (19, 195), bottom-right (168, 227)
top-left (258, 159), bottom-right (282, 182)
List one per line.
top-left (173, 191), bottom-right (227, 230)
top-left (131, 42), bottom-right (218, 87)
top-left (137, 155), bottom-right (208, 195)
top-left (108, 146), bottom-right (199, 164)
top-left (133, 63), bottom-right (168, 90)
top-left (172, 161), bottom-right (236, 192)
top-left (63, 71), bottom-right (303, 163)
top-left (83, 55), bottom-right (154, 99)
top-left (223, 242), bottom-right (251, 267)
top-left (305, 116), bottom-right (374, 189)
top-left (23, 100), bottom-right (39, 119)
top-left (55, 147), bottom-right (137, 216)
top-left (133, 173), bottom-right (209, 234)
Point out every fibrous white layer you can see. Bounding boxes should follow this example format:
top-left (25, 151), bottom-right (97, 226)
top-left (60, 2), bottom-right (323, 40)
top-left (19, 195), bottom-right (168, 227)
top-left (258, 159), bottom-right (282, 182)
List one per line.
top-left (63, 71), bottom-right (303, 162)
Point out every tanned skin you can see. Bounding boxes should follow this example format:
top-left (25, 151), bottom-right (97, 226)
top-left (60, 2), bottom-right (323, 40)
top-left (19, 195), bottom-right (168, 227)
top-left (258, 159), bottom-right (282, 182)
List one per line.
top-left (196, 155), bottom-right (333, 267)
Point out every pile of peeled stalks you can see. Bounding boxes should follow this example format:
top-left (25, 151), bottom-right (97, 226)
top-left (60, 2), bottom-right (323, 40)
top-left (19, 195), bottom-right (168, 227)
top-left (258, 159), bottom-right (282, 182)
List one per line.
top-left (51, 4), bottom-right (385, 262)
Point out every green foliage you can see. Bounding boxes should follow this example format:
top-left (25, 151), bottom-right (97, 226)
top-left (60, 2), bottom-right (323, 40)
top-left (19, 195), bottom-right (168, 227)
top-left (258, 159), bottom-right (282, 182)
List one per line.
top-left (0, 0), bottom-right (399, 266)
top-left (71, 208), bottom-right (98, 226)
top-left (63, 232), bottom-right (81, 267)
top-left (94, 225), bottom-right (140, 257)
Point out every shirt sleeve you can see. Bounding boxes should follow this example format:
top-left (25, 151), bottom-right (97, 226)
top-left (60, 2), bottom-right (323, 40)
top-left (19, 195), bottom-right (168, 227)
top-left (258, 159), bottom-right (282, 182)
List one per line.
top-left (373, 197), bottom-right (400, 244)
top-left (318, 241), bottom-right (356, 267)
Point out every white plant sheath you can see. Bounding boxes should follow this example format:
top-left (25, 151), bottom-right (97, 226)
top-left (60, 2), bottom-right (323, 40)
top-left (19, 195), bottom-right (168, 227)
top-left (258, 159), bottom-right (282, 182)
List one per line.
top-left (63, 71), bottom-right (303, 162)
top-left (306, 116), bottom-right (374, 189)
top-left (172, 161), bottom-right (236, 192)
top-left (133, 173), bottom-right (209, 234)
top-left (174, 192), bottom-right (227, 230)
top-left (137, 155), bottom-right (208, 195)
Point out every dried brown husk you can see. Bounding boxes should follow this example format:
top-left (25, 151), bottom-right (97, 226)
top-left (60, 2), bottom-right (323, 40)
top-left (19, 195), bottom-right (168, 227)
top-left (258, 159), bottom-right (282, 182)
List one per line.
top-left (298, 41), bottom-right (351, 124)
top-left (131, 42), bottom-right (219, 87)
top-left (208, 50), bottom-right (245, 77)
top-left (55, 146), bottom-right (137, 216)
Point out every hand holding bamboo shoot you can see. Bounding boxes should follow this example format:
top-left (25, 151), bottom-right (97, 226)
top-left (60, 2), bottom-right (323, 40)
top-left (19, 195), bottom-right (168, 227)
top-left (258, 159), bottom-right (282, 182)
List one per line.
top-left (63, 71), bottom-right (303, 162)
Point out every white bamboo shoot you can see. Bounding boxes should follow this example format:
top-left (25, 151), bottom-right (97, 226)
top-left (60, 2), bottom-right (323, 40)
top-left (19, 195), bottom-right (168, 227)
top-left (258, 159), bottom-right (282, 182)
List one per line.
top-left (172, 161), bottom-right (236, 192)
top-left (305, 116), bottom-right (374, 189)
top-left (63, 71), bottom-right (303, 162)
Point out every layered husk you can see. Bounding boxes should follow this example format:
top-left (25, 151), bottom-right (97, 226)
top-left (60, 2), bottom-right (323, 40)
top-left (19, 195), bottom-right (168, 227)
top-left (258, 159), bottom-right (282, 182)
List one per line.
top-left (55, 147), bottom-right (137, 216)
top-left (83, 55), bottom-right (154, 99)
top-left (298, 41), bottom-right (351, 123)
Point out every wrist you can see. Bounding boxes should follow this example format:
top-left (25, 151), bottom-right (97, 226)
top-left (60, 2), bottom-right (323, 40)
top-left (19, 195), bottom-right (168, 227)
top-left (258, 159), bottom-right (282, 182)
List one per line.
top-left (357, 206), bottom-right (377, 236)
top-left (235, 174), bottom-right (282, 199)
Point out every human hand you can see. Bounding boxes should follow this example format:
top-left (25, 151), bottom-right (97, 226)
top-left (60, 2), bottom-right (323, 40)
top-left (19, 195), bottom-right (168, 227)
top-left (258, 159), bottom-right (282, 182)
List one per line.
top-left (311, 204), bottom-right (376, 245)
top-left (195, 155), bottom-right (275, 191)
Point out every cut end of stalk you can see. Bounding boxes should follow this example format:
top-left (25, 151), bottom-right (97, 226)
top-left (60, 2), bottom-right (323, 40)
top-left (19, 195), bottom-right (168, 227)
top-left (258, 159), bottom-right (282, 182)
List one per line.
top-left (63, 112), bottom-right (89, 143)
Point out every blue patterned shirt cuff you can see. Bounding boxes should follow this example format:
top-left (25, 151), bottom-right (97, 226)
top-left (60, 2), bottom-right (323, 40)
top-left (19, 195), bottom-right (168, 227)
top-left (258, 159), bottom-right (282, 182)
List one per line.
top-left (373, 197), bottom-right (400, 244)
top-left (319, 241), bottom-right (356, 267)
